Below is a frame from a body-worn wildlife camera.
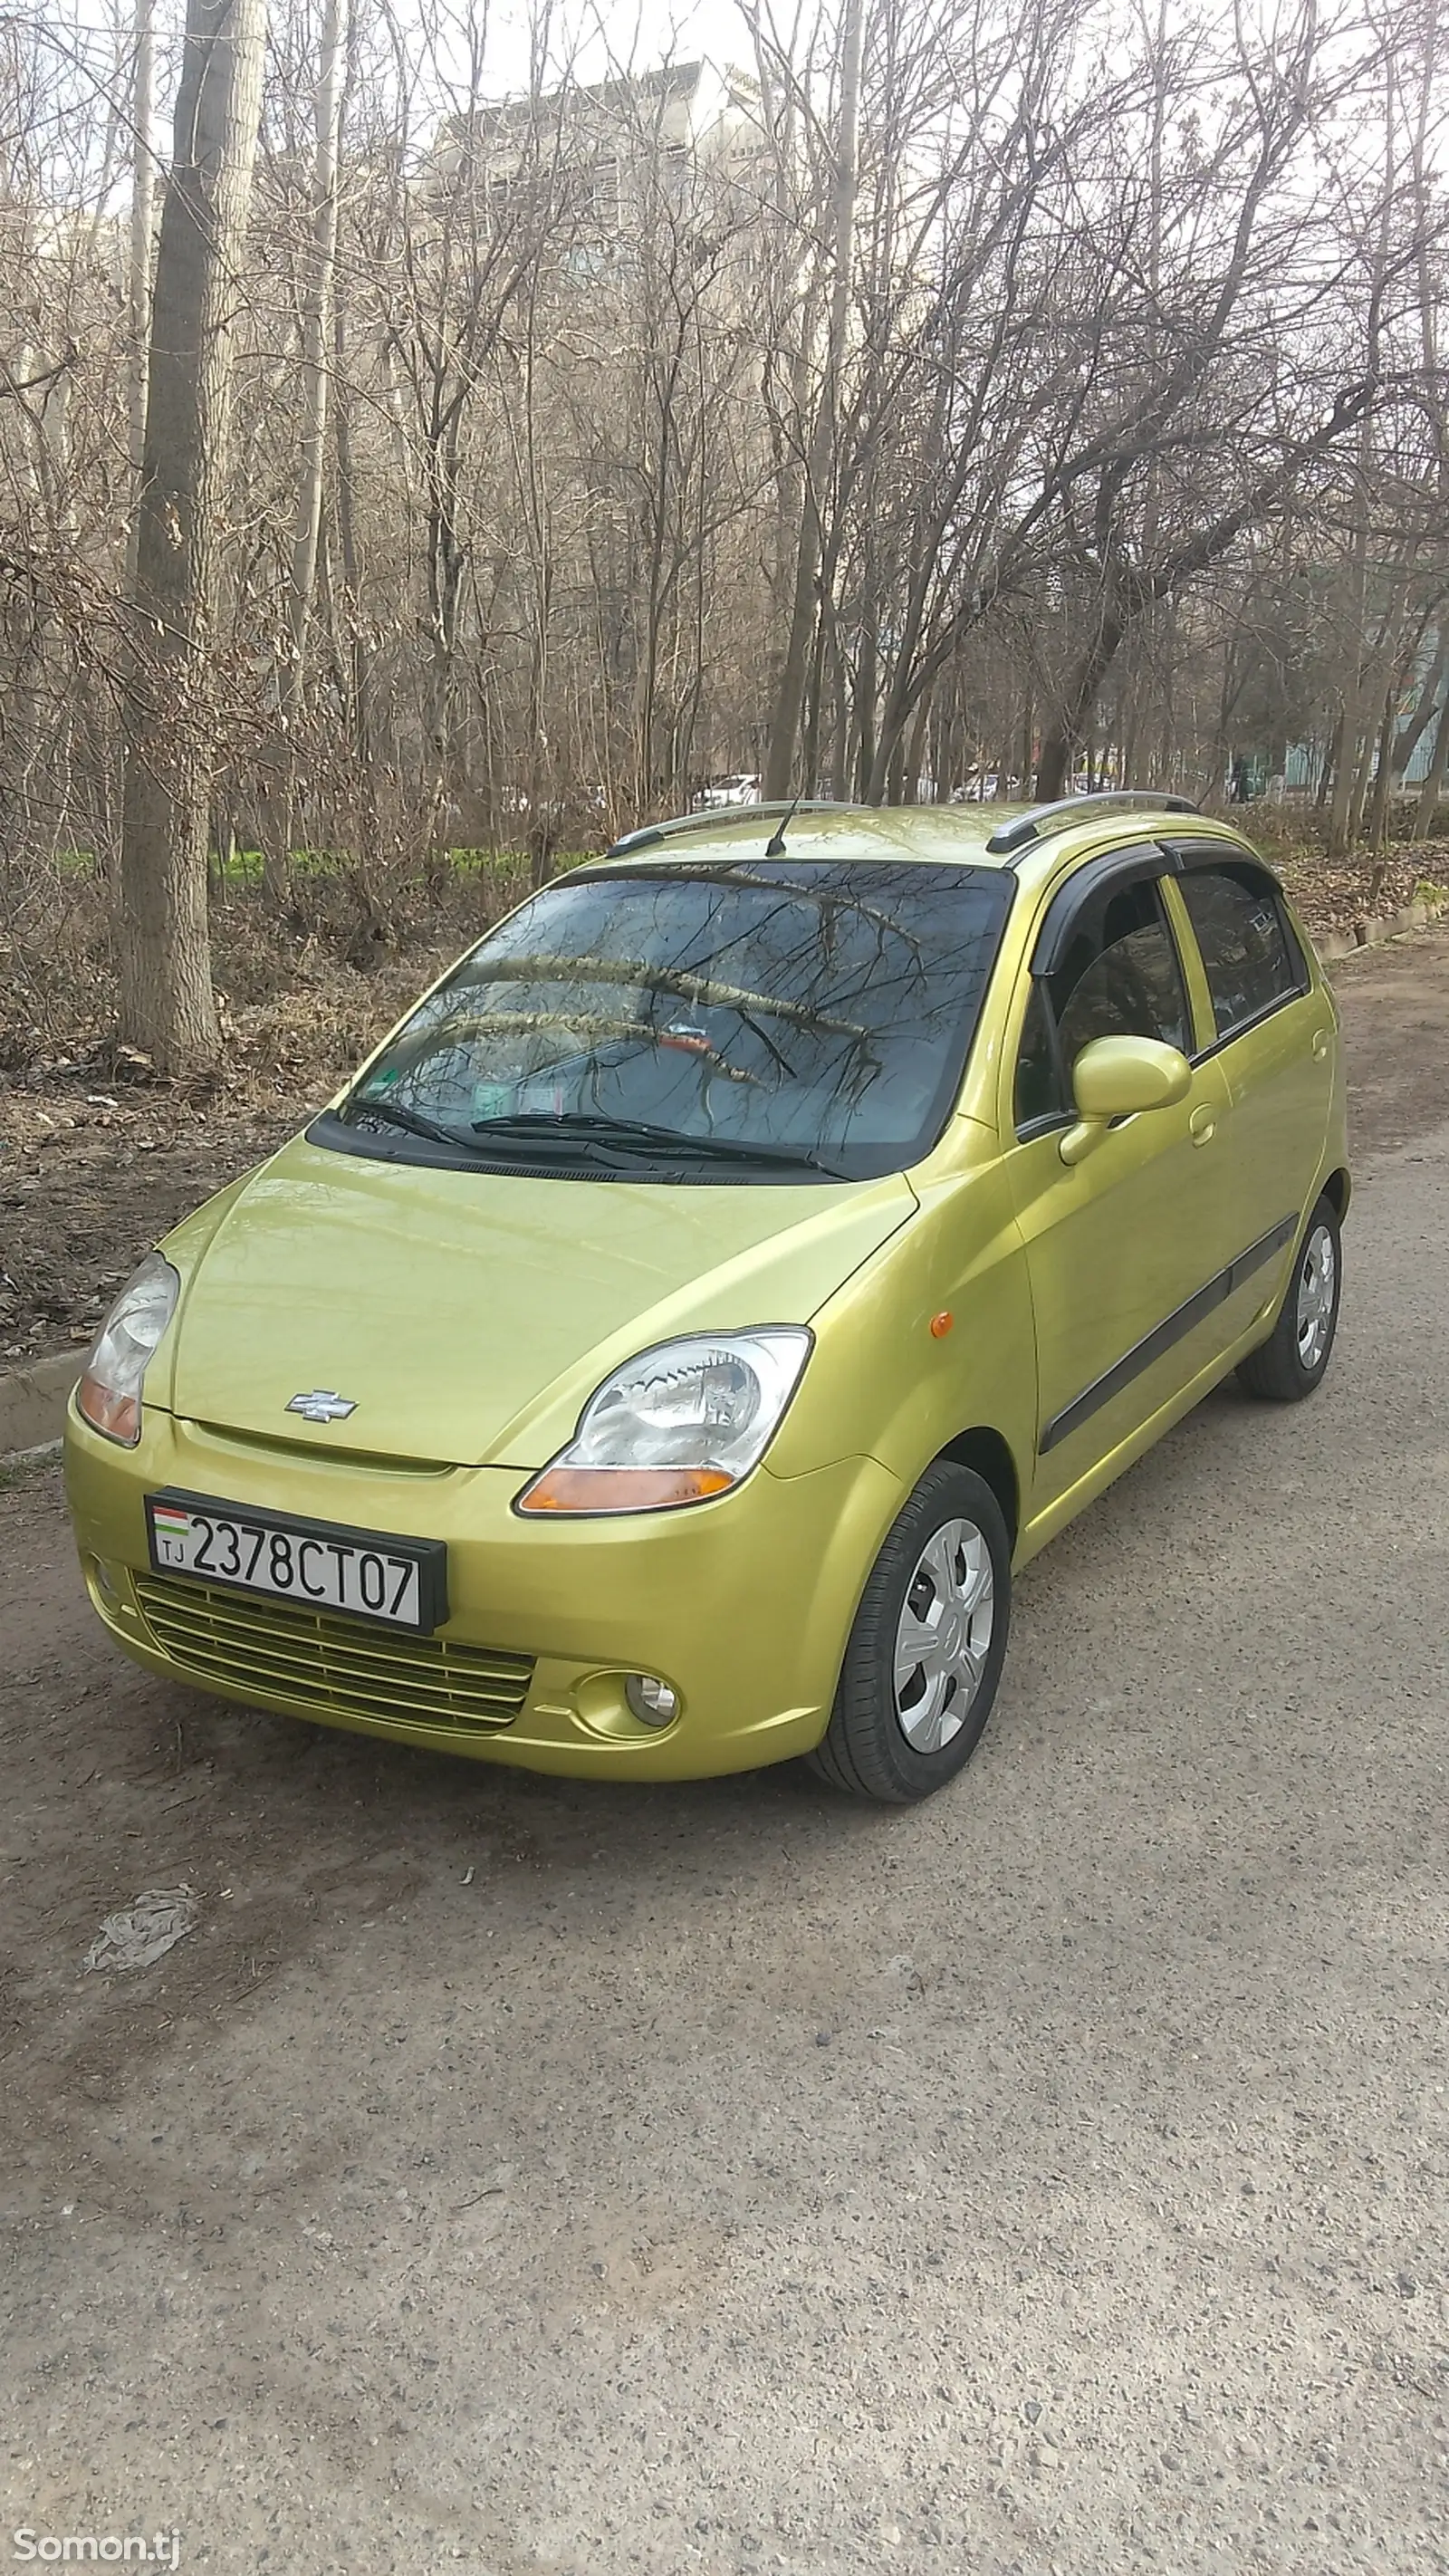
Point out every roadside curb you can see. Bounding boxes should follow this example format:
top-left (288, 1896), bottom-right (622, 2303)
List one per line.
top-left (0, 1351), bottom-right (78, 1466)
top-left (1318, 892), bottom-right (1449, 961)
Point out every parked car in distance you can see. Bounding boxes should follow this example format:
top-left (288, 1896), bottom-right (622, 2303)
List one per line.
top-left (695, 774), bottom-right (762, 808)
top-left (68, 790), bottom-right (1347, 1804)
top-left (953, 774), bottom-right (1022, 803)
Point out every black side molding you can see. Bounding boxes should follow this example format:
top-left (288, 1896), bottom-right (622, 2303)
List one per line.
top-left (1039, 1214), bottom-right (1300, 1454)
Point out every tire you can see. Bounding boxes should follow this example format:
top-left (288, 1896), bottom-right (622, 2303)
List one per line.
top-left (807, 1462), bottom-right (1012, 1804)
top-left (1236, 1193), bottom-right (1341, 1403)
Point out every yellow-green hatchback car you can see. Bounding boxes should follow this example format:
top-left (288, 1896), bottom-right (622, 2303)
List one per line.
top-left (66, 792), bottom-right (1348, 1802)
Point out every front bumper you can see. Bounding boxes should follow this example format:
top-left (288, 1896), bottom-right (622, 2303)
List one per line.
top-left (64, 1403), bottom-right (905, 1779)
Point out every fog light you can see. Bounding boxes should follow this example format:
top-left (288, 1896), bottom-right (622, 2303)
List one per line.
top-left (84, 1555), bottom-right (127, 1620)
top-left (625, 1673), bottom-right (679, 1727)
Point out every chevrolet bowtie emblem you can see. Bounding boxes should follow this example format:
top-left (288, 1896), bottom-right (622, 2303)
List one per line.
top-left (285, 1389), bottom-right (357, 1424)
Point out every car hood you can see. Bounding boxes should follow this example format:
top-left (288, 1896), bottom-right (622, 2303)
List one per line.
top-left (162, 1134), bottom-right (917, 1467)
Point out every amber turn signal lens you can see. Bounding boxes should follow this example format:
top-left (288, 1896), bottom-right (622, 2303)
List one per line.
top-left (76, 1374), bottom-right (140, 1446)
top-left (516, 1465), bottom-right (734, 1514)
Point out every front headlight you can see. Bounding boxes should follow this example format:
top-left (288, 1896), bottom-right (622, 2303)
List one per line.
top-left (515, 1327), bottom-right (812, 1515)
top-left (76, 1252), bottom-right (180, 1446)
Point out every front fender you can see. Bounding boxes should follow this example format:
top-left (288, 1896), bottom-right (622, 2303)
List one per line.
top-left (772, 1154), bottom-right (1035, 1521)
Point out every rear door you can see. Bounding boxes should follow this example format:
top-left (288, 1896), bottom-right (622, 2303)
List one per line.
top-left (1169, 851), bottom-right (1334, 1324)
top-left (1003, 850), bottom-right (1238, 1514)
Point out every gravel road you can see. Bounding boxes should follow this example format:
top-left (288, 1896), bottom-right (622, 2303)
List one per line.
top-left (3, 928), bottom-right (1447, 2576)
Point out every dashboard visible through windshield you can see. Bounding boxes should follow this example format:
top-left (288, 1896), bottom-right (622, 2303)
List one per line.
top-left (312, 855), bottom-right (1014, 1183)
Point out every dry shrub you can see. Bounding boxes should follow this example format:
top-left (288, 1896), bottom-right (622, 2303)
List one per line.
top-left (0, 856), bottom-right (115, 1070)
top-left (0, 837), bottom-right (543, 1085)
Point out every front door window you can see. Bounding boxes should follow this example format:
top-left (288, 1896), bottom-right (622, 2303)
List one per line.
top-left (1014, 875), bottom-right (1191, 1134)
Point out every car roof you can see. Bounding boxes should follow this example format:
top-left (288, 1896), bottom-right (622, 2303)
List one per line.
top-left (595, 798), bottom-right (1256, 896)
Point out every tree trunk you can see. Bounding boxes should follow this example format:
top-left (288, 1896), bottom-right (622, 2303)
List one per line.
top-left (823, 601), bottom-right (849, 798)
top-left (762, 0), bottom-right (865, 799)
top-left (801, 595), bottom-right (830, 794)
top-left (1413, 688), bottom-right (1449, 838)
top-left (903, 691), bottom-right (932, 802)
top-left (852, 604), bottom-right (878, 800)
top-left (1365, 680), bottom-right (1396, 856)
top-left (1327, 687), bottom-right (1366, 853)
top-left (124, 0), bottom-right (155, 595)
top-left (333, 272), bottom-right (371, 776)
top-left (1390, 626), bottom-right (1444, 782)
top-left (1346, 676), bottom-right (1385, 850)
top-left (1035, 602), bottom-right (1129, 800)
top-left (280, 0), bottom-right (344, 747)
top-left (1329, 540), bottom-right (1377, 859)
top-left (1316, 708), bottom-right (1342, 812)
top-left (117, 0), bottom-right (268, 1068)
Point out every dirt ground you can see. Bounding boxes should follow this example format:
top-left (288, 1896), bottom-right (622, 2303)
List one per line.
top-left (0, 924), bottom-right (1446, 2574)
top-left (0, 945), bottom-right (444, 1361)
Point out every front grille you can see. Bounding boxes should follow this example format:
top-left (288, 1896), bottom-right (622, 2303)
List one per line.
top-left (133, 1575), bottom-right (533, 1735)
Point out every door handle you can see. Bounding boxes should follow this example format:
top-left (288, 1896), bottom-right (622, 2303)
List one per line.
top-left (1189, 1103), bottom-right (1216, 1146)
top-left (1311, 1027), bottom-right (1331, 1060)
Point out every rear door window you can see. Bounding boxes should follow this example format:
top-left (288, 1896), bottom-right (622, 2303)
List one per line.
top-left (1177, 864), bottom-right (1308, 1039)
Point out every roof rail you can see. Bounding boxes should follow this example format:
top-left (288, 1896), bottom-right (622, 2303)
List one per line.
top-left (605, 800), bottom-right (852, 858)
top-left (985, 789), bottom-right (1199, 858)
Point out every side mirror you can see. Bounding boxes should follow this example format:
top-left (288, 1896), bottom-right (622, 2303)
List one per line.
top-left (1060, 1034), bottom-right (1193, 1166)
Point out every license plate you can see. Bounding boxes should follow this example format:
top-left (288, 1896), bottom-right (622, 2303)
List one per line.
top-left (144, 1490), bottom-right (447, 1633)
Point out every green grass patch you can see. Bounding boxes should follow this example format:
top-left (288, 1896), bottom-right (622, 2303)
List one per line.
top-left (208, 845), bottom-right (558, 882)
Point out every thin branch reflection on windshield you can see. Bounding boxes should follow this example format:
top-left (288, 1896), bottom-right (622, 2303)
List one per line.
top-left (337, 859), bottom-right (1013, 1182)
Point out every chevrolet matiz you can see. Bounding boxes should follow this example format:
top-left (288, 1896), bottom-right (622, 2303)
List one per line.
top-left (66, 792), bottom-right (1347, 1803)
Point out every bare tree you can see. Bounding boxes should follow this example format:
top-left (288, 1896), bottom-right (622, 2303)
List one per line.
top-left (5, 0), bottom-right (1449, 1062)
top-left (117, 0), bottom-right (269, 1066)
top-left (125, 0), bottom-right (157, 592)
top-left (281, 0), bottom-right (346, 723)
top-left (761, 0), bottom-right (865, 800)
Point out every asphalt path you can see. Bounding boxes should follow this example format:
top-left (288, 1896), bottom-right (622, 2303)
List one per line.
top-left (2, 927), bottom-right (1446, 2576)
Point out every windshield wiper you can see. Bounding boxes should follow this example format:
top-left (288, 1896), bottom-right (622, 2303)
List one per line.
top-left (344, 1096), bottom-right (468, 1150)
top-left (469, 1110), bottom-right (845, 1177)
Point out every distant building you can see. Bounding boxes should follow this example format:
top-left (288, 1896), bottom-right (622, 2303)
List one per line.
top-left (1285, 643), bottom-right (1448, 795)
top-left (436, 58), bottom-right (766, 228)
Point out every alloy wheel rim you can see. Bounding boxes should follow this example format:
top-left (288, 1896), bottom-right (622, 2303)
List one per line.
top-left (1295, 1222), bottom-right (1336, 1371)
top-left (892, 1517), bottom-right (994, 1754)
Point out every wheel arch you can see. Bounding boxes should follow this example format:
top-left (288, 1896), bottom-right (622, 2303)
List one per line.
top-left (935, 1424), bottom-right (1021, 1552)
top-left (1320, 1166), bottom-right (1350, 1221)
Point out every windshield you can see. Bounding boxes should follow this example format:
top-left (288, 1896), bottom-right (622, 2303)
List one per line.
top-left (319, 856), bottom-right (1013, 1183)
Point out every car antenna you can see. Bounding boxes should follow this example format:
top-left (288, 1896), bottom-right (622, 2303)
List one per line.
top-left (764, 792), bottom-right (802, 857)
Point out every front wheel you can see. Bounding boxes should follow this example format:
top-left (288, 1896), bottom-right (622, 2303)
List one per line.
top-left (1237, 1195), bottom-right (1341, 1403)
top-left (807, 1463), bottom-right (1012, 1804)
